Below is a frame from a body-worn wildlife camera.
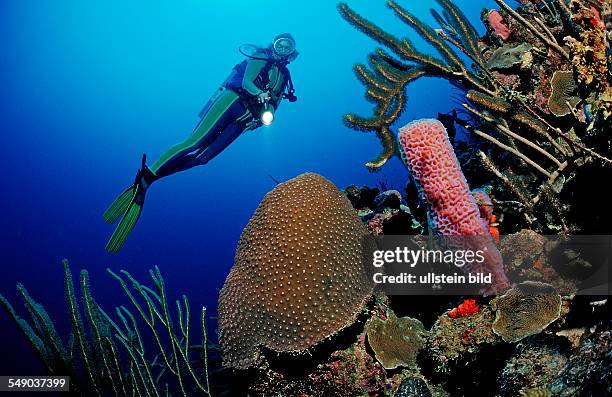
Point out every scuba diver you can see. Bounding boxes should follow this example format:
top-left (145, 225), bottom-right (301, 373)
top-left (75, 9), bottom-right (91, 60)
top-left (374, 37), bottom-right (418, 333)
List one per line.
top-left (103, 33), bottom-right (299, 252)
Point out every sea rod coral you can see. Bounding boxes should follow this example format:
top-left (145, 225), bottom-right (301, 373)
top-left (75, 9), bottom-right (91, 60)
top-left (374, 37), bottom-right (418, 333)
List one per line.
top-left (0, 260), bottom-right (211, 397)
top-left (338, 0), bottom-right (494, 170)
top-left (218, 173), bottom-right (376, 370)
top-left (397, 119), bottom-right (510, 293)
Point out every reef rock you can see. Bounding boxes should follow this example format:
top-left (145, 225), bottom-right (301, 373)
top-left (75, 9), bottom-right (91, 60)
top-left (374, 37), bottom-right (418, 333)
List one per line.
top-left (426, 302), bottom-right (498, 373)
top-left (497, 336), bottom-right (569, 396)
top-left (344, 185), bottom-right (422, 235)
top-left (499, 230), bottom-right (579, 294)
top-left (373, 190), bottom-right (402, 210)
top-left (345, 184), bottom-right (379, 209)
top-left (549, 328), bottom-right (612, 396)
top-left (218, 173), bottom-right (376, 369)
top-left (249, 331), bottom-right (388, 397)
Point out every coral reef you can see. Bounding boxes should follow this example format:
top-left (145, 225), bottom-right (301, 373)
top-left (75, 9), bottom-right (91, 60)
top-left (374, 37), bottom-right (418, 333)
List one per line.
top-left (397, 118), bottom-right (509, 293)
top-left (232, 0), bottom-right (612, 389)
top-left (491, 281), bottom-right (562, 343)
top-left (218, 173), bottom-right (376, 369)
top-left (340, 0), bottom-right (612, 233)
top-left (426, 302), bottom-right (499, 374)
top-left (365, 313), bottom-right (427, 369)
top-left (0, 260), bottom-right (211, 396)
top-left (218, 178), bottom-right (610, 396)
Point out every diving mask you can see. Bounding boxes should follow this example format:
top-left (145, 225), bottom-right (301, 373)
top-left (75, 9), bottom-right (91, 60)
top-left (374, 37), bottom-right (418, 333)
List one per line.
top-left (272, 34), bottom-right (296, 58)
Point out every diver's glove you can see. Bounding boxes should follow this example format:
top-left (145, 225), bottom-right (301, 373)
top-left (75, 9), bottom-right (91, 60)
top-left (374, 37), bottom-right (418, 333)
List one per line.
top-left (245, 118), bottom-right (260, 131)
top-left (257, 91), bottom-right (271, 104)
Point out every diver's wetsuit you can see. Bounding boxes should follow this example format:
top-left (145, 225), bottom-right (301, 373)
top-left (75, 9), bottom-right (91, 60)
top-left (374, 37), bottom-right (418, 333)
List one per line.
top-left (150, 52), bottom-right (289, 178)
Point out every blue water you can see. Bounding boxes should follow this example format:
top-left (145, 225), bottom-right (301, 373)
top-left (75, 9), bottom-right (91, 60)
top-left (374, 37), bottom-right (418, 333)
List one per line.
top-left (0, 0), bottom-right (496, 376)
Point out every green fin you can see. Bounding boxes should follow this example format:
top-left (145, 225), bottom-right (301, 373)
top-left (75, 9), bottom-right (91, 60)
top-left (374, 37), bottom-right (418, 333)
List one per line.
top-left (105, 189), bottom-right (144, 253)
top-left (103, 185), bottom-right (136, 224)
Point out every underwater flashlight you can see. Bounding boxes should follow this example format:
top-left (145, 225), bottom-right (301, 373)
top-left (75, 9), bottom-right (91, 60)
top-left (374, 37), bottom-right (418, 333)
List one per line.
top-left (260, 102), bottom-right (274, 126)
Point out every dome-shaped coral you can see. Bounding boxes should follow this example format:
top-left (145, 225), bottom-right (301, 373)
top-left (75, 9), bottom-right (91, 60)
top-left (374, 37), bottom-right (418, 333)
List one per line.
top-left (218, 173), bottom-right (376, 369)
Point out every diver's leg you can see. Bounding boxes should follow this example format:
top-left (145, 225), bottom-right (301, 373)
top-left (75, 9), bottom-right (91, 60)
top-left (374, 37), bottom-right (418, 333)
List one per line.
top-left (104, 89), bottom-right (243, 252)
top-left (149, 89), bottom-right (243, 178)
top-left (103, 110), bottom-right (224, 224)
top-left (183, 111), bottom-right (252, 168)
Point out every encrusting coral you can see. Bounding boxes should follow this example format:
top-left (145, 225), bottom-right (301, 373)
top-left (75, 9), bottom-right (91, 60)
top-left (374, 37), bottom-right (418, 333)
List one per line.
top-left (548, 70), bottom-right (580, 116)
top-left (0, 260), bottom-right (211, 397)
top-left (218, 173), bottom-right (376, 370)
top-left (491, 281), bottom-right (562, 343)
top-left (365, 313), bottom-right (427, 369)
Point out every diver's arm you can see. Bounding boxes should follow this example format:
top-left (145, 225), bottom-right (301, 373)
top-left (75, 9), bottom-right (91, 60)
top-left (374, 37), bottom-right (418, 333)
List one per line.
top-left (242, 58), bottom-right (267, 96)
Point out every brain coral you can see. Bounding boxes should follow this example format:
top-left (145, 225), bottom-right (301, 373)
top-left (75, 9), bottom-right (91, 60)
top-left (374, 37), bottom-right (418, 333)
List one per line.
top-left (218, 173), bottom-right (376, 369)
top-left (397, 119), bottom-right (509, 292)
top-left (491, 281), bottom-right (562, 343)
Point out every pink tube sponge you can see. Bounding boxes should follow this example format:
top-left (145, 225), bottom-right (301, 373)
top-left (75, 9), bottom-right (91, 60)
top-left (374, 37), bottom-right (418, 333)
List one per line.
top-left (487, 10), bottom-right (511, 41)
top-left (398, 119), bottom-right (509, 293)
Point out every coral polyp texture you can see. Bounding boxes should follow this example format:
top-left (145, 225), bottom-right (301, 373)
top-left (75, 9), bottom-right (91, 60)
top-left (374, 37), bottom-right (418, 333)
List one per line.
top-left (218, 173), bottom-right (376, 369)
top-left (397, 119), bottom-right (509, 292)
